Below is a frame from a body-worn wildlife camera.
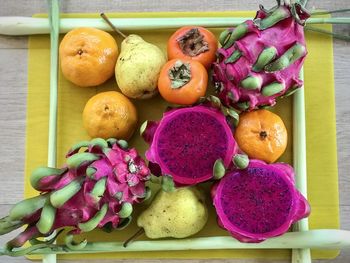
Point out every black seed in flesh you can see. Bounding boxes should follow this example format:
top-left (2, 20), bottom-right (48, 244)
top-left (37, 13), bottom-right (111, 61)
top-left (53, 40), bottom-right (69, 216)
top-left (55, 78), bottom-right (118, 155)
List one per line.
top-left (157, 111), bottom-right (228, 181)
top-left (220, 167), bottom-right (292, 234)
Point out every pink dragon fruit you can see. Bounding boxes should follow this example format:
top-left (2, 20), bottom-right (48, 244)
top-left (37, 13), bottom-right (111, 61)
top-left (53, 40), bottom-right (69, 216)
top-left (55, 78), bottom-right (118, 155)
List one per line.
top-left (212, 159), bottom-right (310, 243)
top-left (0, 138), bottom-right (150, 252)
top-left (141, 105), bottom-right (239, 186)
top-left (212, 2), bottom-right (309, 110)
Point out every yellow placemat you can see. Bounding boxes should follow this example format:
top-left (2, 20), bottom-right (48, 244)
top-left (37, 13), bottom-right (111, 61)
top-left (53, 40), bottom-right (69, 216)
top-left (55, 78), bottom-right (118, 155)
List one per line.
top-left (25, 11), bottom-right (339, 260)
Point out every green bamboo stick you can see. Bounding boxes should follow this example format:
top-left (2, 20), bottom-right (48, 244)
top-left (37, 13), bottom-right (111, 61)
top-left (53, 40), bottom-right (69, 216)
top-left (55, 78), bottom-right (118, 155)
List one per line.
top-left (0, 16), bottom-right (349, 35)
top-left (312, 8), bottom-right (350, 15)
top-left (45, 1), bottom-right (59, 263)
top-left (292, 70), bottom-right (311, 263)
top-left (306, 26), bottom-right (350, 42)
top-left (1, 230), bottom-right (350, 256)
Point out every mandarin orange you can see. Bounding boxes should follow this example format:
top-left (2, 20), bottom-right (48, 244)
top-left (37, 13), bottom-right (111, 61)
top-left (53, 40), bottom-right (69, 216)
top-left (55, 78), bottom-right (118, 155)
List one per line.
top-left (83, 91), bottom-right (137, 140)
top-left (59, 27), bottom-right (118, 87)
top-left (235, 109), bottom-right (287, 163)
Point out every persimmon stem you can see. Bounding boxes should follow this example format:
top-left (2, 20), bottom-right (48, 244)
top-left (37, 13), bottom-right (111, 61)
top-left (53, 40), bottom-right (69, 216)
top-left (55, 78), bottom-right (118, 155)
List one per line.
top-left (100, 13), bottom-right (127, 39)
top-left (123, 228), bottom-right (145, 248)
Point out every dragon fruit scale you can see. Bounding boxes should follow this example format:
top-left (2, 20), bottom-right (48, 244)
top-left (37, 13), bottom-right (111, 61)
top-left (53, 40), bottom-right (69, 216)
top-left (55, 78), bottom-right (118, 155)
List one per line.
top-left (211, 159), bottom-right (310, 243)
top-left (212, 2), bottom-right (309, 111)
top-left (141, 105), bottom-right (240, 186)
top-left (0, 138), bottom-right (150, 252)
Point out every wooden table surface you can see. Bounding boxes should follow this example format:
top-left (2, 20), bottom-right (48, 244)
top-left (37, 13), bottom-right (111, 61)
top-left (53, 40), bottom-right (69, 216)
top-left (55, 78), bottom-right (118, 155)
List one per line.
top-left (0, 0), bottom-right (349, 262)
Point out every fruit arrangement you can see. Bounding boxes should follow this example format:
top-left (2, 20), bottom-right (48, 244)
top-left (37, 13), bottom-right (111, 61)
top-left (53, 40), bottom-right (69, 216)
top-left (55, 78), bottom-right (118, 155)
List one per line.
top-left (3, 0), bottom-right (350, 257)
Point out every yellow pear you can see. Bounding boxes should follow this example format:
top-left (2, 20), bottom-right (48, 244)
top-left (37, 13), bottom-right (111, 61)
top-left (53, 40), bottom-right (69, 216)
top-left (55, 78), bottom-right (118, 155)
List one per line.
top-left (137, 187), bottom-right (208, 239)
top-left (115, 34), bottom-right (166, 99)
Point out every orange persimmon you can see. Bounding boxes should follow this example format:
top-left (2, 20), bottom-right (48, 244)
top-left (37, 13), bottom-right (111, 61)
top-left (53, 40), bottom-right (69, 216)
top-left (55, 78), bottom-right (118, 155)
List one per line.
top-left (235, 109), bottom-right (288, 163)
top-left (167, 26), bottom-right (218, 69)
top-left (158, 59), bottom-right (208, 105)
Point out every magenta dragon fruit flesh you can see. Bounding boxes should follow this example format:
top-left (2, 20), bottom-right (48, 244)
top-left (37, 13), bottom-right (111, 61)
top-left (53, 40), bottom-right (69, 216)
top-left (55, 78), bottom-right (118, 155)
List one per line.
top-left (0, 138), bottom-right (150, 253)
top-left (212, 2), bottom-right (310, 111)
top-left (212, 159), bottom-right (310, 242)
top-left (142, 105), bottom-right (239, 186)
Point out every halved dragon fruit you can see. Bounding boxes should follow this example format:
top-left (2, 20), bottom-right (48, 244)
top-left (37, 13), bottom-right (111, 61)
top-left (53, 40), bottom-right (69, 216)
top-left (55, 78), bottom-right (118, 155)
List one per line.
top-left (0, 138), bottom-right (150, 252)
top-left (212, 159), bottom-right (310, 242)
top-left (212, 1), bottom-right (309, 110)
top-left (142, 105), bottom-right (238, 186)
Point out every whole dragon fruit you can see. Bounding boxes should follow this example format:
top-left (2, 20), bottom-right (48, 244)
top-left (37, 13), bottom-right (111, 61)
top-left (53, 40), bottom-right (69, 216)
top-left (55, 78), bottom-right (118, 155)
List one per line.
top-left (0, 138), bottom-right (150, 252)
top-left (212, 1), bottom-right (309, 110)
top-left (141, 104), bottom-right (241, 186)
top-left (211, 159), bottom-right (310, 243)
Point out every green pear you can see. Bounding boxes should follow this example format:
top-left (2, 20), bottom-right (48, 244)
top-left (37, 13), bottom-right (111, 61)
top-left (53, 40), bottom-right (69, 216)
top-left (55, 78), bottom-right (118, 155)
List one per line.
top-left (115, 34), bottom-right (166, 99)
top-left (137, 187), bottom-right (208, 239)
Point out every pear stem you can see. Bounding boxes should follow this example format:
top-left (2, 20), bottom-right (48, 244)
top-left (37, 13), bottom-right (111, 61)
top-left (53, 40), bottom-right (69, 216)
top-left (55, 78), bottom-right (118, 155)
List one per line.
top-left (100, 13), bottom-right (127, 39)
top-left (123, 228), bottom-right (145, 248)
